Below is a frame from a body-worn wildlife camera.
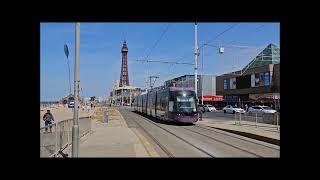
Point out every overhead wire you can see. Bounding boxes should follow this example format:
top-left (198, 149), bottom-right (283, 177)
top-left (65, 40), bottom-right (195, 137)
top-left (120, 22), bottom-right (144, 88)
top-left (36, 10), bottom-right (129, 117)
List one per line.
top-left (139, 23), bottom-right (171, 89)
top-left (143, 23), bottom-right (171, 61)
top-left (170, 23), bottom-right (238, 74)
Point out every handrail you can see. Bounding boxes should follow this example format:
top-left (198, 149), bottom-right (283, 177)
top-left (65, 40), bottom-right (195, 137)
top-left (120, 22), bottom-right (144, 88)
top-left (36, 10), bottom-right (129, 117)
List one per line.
top-left (40, 116), bottom-right (91, 130)
top-left (40, 116), bottom-right (92, 157)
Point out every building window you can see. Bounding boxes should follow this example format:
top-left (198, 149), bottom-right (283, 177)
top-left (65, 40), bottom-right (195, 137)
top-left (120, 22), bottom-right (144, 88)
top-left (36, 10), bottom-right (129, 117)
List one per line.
top-left (264, 72), bottom-right (270, 86)
top-left (224, 79), bottom-right (227, 89)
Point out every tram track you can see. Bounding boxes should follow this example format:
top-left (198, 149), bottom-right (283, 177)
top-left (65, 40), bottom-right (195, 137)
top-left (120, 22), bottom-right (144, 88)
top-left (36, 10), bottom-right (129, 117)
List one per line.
top-left (136, 113), bottom-right (216, 158)
top-left (194, 124), bottom-right (279, 150)
top-left (119, 108), bottom-right (279, 157)
top-left (120, 109), bottom-right (215, 157)
top-left (119, 109), bottom-right (174, 157)
top-left (179, 126), bottom-right (263, 157)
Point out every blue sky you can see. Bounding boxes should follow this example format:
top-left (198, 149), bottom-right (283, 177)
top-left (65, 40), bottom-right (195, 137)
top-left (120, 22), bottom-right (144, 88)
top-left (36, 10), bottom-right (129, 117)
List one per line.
top-left (40, 22), bottom-right (279, 101)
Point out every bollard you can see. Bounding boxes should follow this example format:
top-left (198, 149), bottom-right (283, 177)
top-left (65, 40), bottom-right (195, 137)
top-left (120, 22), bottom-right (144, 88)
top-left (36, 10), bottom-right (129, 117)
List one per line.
top-left (103, 112), bottom-right (109, 123)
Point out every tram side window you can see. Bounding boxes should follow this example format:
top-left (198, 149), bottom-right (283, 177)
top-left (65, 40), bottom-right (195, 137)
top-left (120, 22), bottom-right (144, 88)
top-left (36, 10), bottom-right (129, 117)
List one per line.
top-left (169, 101), bottom-right (173, 112)
top-left (160, 92), bottom-right (165, 111)
top-left (156, 92), bottom-right (161, 110)
top-left (149, 93), bottom-right (153, 109)
top-left (169, 92), bottom-right (174, 112)
top-left (154, 92), bottom-right (157, 108)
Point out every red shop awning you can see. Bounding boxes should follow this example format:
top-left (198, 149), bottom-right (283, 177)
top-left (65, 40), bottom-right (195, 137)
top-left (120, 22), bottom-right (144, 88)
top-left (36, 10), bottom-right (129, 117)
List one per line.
top-left (199, 95), bottom-right (224, 101)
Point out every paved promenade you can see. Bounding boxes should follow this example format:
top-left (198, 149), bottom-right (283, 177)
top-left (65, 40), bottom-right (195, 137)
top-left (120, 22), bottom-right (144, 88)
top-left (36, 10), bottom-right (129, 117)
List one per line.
top-left (64, 107), bottom-right (157, 157)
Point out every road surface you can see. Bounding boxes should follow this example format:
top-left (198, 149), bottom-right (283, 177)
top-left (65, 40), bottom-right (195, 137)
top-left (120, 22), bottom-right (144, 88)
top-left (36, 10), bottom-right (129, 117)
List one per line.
top-left (202, 111), bottom-right (235, 121)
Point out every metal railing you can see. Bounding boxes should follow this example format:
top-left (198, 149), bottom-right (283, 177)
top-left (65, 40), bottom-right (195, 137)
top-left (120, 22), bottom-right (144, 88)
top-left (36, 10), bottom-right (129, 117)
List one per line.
top-left (235, 112), bottom-right (280, 131)
top-left (40, 116), bottom-right (92, 157)
top-left (40, 102), bottom-right (60, 109)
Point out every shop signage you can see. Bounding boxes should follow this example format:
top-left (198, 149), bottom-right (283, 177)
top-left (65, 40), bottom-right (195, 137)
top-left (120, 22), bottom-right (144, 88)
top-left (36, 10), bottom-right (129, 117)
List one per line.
top-left (224, 95), bottom-right (239, 101)
top-left (249, 93), bottom-right (280, 100)
top-left (200, 95), bottom-right (224, 101)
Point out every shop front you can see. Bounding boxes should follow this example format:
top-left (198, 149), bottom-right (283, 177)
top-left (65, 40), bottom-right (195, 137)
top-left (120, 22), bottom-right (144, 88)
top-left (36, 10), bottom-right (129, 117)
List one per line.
top-left (249, 93), bottom-right (280, 110)
top-left (199, 95), bottom-right (224, 109)
top-left (223, 94), bottom-right (250, 109)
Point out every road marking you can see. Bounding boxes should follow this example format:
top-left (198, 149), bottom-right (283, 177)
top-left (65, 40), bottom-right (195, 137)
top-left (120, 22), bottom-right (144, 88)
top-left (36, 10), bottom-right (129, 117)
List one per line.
top-left (131, 128), bottom-right (159, 157)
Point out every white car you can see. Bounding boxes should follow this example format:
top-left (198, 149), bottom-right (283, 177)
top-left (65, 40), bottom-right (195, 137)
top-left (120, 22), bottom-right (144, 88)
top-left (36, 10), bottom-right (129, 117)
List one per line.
top-left (248, 106), bottom-right (277, 114)
top-left (223, 105), bottom-right (245, 114)
top-left (203, 104), bottom-right (216, 112)
top-left (68, 101), bottom-right (75, 108)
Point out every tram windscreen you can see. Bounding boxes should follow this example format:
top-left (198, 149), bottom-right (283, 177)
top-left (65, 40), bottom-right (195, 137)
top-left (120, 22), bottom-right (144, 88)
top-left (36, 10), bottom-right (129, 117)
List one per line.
top-left (176, 91), bottom-right (196, 113)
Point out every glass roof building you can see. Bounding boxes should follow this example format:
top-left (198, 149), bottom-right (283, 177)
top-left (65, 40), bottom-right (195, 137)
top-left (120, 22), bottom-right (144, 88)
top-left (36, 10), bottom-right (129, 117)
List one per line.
top-left (216, 43), bottom-right (280, 109)
top-left (242, 43), bottom-right (280, 73)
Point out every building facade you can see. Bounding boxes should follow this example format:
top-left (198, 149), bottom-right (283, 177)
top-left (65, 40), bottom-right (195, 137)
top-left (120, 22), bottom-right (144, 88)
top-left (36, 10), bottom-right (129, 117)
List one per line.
top-left (164, 74), bottom-right (224, 108)
top-left (109, 85), bottom-right (142, 105)
top-left (216, 43), bottom-right (280, 110)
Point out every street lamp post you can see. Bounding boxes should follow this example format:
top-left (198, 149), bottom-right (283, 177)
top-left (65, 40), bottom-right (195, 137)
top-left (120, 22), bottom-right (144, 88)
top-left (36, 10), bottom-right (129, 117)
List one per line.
top-left (194, 23), bottom-right (199, 101)
top-left (201, 45), bottom-right (204, 105)
top-left (72, 22), bottom-right (80, 157)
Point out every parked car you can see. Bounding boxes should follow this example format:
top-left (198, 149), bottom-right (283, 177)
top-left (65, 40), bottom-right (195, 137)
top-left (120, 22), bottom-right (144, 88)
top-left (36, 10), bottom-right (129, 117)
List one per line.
top-left (68, 101), bottom-right (75, 108)
top-left (203, 104), bottom-right (216, 112)
top-left (248, 106), bottom-right (277, 114)
top-left (223, 105), bottom-right (245, 114)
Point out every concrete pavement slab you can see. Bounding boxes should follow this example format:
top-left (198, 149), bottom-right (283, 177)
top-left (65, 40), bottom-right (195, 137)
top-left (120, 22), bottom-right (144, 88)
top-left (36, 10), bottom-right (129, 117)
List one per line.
top-left (63, 107), bottom-right (154, 157)
top-left (198, 118), bottom-right (280, 145)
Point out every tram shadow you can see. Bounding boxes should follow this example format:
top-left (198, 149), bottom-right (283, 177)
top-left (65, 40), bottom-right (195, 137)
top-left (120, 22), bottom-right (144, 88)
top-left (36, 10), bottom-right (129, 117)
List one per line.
top-left (133, 111), bottom-right (195, 126)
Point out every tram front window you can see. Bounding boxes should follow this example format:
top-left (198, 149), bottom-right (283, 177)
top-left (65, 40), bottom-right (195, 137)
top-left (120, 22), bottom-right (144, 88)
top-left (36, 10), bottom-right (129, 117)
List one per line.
top-left (176, 93), bottom-right (196, 113)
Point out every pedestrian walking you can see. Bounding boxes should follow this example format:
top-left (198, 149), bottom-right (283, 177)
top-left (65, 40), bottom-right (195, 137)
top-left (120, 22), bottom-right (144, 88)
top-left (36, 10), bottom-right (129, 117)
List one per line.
top-left (91, 102), bottom-right (93, 109)
top-left (245, 104), bottom-right (248, 112)
top-left (43, 110), bottom-right (55, 133)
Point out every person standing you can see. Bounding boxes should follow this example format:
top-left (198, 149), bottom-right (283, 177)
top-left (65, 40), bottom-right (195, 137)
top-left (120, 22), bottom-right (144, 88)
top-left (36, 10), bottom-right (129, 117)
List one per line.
top-left (43, 110), bottom-right (55, 133)
top-left (245, 104), bottom-right (248, 112)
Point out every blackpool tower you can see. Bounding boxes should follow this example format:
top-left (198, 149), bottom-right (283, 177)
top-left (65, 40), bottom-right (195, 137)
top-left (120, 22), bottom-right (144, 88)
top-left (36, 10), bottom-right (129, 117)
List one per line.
top-left (119, 40), bottom-right (129, 87)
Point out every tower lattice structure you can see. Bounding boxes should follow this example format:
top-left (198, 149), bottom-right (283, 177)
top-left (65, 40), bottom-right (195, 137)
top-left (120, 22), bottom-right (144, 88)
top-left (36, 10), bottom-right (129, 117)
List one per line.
top-left (120, 40), bottom-right (129, 87)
